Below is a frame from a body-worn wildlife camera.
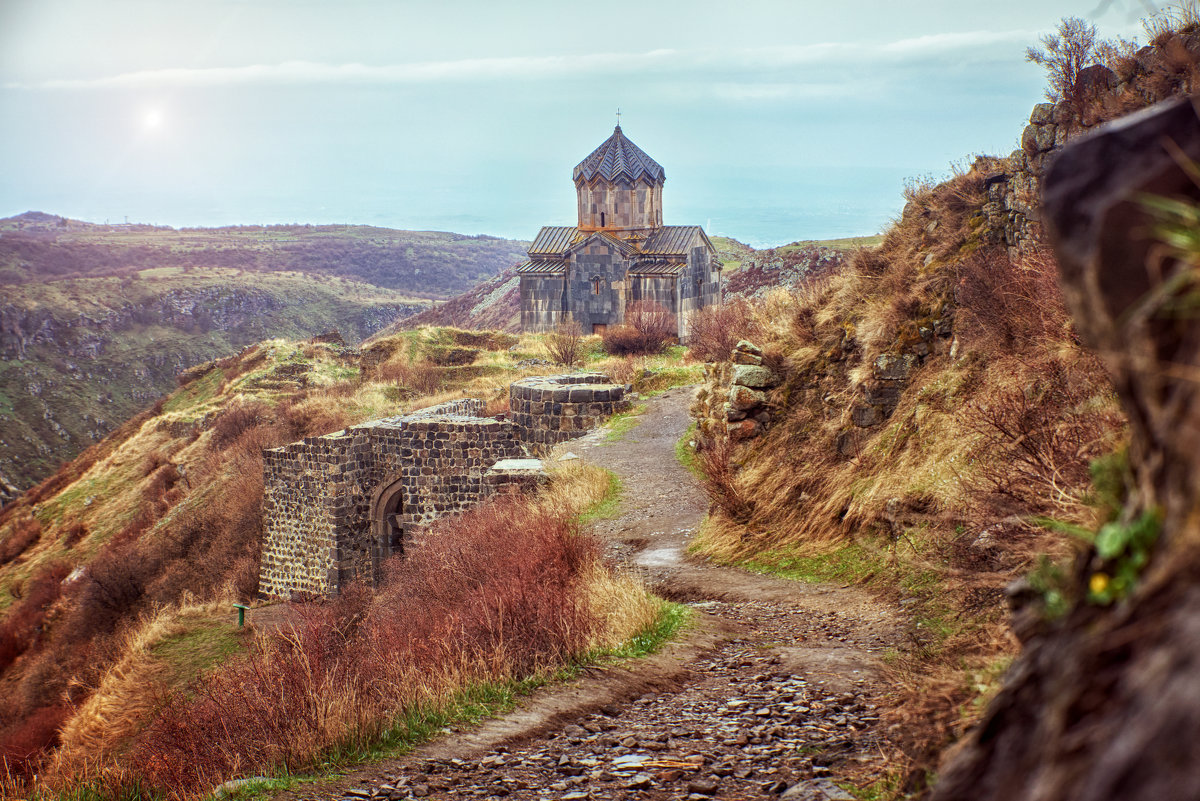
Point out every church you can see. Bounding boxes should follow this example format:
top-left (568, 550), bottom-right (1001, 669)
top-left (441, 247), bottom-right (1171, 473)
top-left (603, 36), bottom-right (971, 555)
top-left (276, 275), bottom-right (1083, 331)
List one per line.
top-left (518, 124), bottom-right (721, 339)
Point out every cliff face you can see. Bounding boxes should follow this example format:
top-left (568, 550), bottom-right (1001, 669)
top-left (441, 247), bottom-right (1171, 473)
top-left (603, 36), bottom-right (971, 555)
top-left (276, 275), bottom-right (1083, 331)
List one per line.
top-left (0, 275), bottom-right (425, 501)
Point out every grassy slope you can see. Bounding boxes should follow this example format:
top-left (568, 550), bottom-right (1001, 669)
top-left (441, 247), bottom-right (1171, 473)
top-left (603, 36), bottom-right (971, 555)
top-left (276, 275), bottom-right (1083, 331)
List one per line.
top-left (0, 325), bottom-right (694, 798)
top-left (0, 268), bottom-right (427, 492)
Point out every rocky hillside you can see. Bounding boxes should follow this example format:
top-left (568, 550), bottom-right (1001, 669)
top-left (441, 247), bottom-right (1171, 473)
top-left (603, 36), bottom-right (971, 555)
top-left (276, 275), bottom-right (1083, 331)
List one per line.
top-left (0, 268), bottom-right (426, 500)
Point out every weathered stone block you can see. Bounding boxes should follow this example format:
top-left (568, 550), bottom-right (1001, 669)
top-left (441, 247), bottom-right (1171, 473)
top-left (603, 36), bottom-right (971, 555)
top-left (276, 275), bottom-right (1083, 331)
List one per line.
top-left (731, 364), bottom-right (780, 389)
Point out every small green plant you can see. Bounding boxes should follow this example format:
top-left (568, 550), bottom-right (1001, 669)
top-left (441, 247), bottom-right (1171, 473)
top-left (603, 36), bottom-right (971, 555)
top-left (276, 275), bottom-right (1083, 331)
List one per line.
top-left (1087, 509), bottom-right (1161, 605)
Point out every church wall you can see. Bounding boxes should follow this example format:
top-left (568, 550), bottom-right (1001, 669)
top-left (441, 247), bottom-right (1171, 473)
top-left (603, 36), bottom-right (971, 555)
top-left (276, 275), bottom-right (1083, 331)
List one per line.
top-left (568, 241), bottom-right (629, 334)
top-left (631, 276), bottom-right (680, 318)
top-left (678, 243), bottom-right (722, 342)
top-left (519, 275), bottom-right (567, 333)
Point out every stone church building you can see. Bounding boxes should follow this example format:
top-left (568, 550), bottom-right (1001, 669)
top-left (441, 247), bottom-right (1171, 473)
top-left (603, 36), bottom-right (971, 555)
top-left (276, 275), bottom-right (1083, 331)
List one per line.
top-left (518, 125), bottom-right (721, 339)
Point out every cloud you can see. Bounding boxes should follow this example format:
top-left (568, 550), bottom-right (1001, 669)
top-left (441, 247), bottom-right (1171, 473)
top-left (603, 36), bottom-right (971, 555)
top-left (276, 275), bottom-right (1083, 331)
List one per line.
top-left (5, 31), bottom-right (1036, 91)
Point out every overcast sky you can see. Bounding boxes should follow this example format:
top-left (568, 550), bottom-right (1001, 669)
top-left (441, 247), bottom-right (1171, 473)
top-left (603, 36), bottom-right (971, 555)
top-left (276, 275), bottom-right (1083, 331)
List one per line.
top-left (0, 0), bottom-right (1153, 246)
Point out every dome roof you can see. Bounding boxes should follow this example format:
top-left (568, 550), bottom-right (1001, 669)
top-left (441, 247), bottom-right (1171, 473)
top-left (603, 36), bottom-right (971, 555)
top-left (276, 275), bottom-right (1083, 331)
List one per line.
top-left (572, 126), bottom-right (665, 184)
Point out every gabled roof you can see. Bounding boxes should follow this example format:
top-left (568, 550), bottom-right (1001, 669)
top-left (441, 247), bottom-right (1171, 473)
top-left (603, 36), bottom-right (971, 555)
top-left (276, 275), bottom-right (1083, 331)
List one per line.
top-left (641, 225), bottom-right (714, 256)
top-left (573, 126), bottom-right (665, 185)
top-left (528, 226), bottom-right (583, 256)
top-left (566, 230), bottom-right (640, 258)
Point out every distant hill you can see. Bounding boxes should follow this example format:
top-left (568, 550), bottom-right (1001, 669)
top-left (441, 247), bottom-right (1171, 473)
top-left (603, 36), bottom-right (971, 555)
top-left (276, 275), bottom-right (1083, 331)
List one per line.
top-left (0, 265), bottom-right (428, 501)
top-left (0, 213), bottom-right (531, 298)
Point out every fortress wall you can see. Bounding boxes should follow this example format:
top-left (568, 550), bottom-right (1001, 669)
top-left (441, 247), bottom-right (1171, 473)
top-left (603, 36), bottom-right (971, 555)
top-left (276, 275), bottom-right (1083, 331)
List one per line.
top-left (509, 373), bottom-right (630, 455)
top-left (260, 397), bottom-right (524, 599)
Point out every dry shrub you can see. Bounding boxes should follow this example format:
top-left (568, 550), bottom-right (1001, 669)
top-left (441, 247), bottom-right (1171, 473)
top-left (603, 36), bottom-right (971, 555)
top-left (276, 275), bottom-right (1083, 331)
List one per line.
top-left (424, 345), bottom-right (478, 366)
top-left (0, 704), bottom-right (71, 782)
top-left (602, 301), bottom-right (677, 356)
top-left (209, 400), bottom-right (272, 450)
top-left (376, 359), bottom-right (444, 397)
top-left (687, 297), bottom-right (760, 361)
top-left (697, 437), bottom-right (754, 524)
top-left (0, 517), bottom-right (41, 566)
top-left (126, 495), bottom-right (602, 796)
top-left (956, 247), bottom-right (1071, 353)
top-left (545, 321), bottom-right (584, 366)
top-left (0, 562), bottom-right (69, 676)
top-left (964, 356), bottom-right (1121, 521)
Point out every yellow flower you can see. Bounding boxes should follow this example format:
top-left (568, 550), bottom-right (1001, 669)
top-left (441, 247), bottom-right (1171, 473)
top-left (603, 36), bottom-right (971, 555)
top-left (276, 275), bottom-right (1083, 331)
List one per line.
top-left (1089, 572), bottom-right (1110, 595)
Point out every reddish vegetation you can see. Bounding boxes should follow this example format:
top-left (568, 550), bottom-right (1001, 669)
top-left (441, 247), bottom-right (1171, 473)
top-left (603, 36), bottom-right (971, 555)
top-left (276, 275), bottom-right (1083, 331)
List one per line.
top-left (122, 497), bottom-right (600, 796)
top-left (601, 301), bottom-right (677, 356)
top-left (686, 296), bottom-right (761, 362)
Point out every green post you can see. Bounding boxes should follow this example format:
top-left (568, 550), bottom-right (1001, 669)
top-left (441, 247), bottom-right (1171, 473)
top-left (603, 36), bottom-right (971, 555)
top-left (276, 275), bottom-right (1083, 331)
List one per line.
top-left (233, 603), bottom-right (249, 627)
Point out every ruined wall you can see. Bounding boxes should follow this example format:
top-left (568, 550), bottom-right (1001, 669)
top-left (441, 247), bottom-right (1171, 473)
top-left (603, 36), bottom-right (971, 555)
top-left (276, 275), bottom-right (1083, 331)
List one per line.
top-left (259, 398), bottom-right (526, 600)
top-left (509, 373), bottom-right (631, 455)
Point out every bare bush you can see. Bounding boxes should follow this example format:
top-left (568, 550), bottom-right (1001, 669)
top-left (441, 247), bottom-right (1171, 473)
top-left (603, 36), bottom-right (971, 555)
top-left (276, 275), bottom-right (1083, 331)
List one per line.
top-left (687, 297), bottom-right (760, 362)
top-left (697, 437), bottom-right (754, 523)
top-left (956, 247), bottom-right (1072, 354)
top-left (602, 301), bottom-right (676, 356)
top-left (545, 321), bottom-right (584, 366)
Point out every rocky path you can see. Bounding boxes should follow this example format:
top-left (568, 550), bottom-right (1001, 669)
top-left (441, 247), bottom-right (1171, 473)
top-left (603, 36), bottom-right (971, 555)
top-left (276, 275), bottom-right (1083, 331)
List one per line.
top-left (280, 387), bottom-right (902, 801)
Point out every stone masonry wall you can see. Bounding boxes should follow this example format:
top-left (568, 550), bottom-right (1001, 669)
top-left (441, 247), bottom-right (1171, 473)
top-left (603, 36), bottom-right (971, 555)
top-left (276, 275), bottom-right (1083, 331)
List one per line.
top-left (509, 373), bottom-right (631, 455)
top-left (260, 398), bottom-right (527, 600)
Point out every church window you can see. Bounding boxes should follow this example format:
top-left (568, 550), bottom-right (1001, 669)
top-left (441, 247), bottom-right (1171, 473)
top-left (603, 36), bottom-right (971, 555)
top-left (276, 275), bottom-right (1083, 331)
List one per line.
top-left (592, 276), bottom-right (602, 295)
top-left (600, 211), bottom-right (606, 227)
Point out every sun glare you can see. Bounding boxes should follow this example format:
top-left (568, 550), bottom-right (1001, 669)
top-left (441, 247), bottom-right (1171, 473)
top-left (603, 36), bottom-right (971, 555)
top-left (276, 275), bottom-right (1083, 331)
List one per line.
top-left (142, 109), bottom-right (164, 131)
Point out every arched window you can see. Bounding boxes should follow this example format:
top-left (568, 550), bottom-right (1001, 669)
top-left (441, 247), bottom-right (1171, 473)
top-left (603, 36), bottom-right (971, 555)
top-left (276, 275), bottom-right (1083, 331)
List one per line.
top-left (600, 211), bottom-right (606, 227)
top-left (592, 276), bottom-right (602, 295)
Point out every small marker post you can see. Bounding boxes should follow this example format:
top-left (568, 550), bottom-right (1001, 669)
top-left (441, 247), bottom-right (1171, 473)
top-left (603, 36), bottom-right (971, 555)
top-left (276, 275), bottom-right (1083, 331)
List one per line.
top-left (233, 603), bottom-right (249, 627)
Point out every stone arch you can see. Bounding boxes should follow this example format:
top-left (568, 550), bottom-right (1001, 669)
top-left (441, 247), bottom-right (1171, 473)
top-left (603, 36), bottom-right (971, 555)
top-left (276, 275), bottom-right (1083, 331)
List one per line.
top-left (369, 476), bottom-right (406, 579)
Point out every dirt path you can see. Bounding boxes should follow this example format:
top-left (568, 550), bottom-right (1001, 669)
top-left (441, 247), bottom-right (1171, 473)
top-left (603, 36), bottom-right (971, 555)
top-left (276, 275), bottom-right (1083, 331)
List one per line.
top-left (278, 387), bottom-right (903, 801)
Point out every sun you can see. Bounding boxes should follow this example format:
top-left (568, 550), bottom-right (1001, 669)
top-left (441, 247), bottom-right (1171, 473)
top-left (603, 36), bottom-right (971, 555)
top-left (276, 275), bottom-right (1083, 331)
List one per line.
top-left (142, 108), bottom-right (164, 131)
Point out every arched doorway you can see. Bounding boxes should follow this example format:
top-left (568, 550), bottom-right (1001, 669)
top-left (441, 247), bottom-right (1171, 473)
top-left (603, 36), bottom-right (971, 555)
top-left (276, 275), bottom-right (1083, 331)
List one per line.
top-left (369, 477), bottom-right (406, 583)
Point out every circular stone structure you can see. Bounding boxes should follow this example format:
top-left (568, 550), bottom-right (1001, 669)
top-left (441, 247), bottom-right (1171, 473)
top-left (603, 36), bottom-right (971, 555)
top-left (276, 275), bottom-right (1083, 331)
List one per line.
top-left (509, 373), bottom-right (631, 453)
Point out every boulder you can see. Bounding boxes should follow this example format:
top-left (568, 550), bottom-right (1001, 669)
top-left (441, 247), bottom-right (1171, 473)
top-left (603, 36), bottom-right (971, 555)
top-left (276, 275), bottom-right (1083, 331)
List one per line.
top-left (732, 364), bottom-right (780, 389)
top-left (729, 384), bottom-right (767, 411)
top-left (872, 353), bottom-right (915, 381)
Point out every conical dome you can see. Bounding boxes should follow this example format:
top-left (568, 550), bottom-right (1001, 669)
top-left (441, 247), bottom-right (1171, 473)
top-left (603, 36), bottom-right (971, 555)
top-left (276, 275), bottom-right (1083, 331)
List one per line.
top-left (572, 126), bottom-right (665, 184)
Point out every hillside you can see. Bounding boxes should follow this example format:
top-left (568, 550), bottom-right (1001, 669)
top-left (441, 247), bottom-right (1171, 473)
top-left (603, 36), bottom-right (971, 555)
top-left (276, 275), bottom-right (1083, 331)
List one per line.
top-left (0, 268), bottom-right (426, 499)
top-left (683, 14), bottom-right (1200, 797)
top-left (0, 213), bottom-right (530, 298)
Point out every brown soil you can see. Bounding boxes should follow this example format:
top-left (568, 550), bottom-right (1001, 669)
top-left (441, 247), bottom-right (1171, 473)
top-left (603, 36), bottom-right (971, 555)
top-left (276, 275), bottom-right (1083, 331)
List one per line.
top-left (272, 386), bottom-right (903, 801)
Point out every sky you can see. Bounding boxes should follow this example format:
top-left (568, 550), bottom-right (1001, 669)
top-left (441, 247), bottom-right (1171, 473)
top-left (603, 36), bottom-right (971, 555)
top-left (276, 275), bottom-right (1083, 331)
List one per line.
top-left (0, 0), bottom-right (1153, 247)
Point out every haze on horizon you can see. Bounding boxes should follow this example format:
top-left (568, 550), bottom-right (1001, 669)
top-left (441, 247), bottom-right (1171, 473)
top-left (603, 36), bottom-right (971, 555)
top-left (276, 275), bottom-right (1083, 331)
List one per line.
top-left (0, 0), bottom-right (1150, 248)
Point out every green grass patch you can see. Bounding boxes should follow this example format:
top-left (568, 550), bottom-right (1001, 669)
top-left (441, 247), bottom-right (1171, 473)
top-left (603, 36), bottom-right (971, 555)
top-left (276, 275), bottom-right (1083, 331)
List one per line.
top-left (161, 367), bottom-right (224, 414)
top-left (151, 619), bottom-right (251, 689)
top-left (600, 601), bottom-right (690, 660)
top-left (579, 470), bottom-right (623, 523)
top-left (633, 365), bottom-right (703, 396)
top-left (741, 541), bottom-right (882, 585)
top-left (675, 422), bottom-right (701, 477)
top-left (601, 404), bottom-right (646, 443)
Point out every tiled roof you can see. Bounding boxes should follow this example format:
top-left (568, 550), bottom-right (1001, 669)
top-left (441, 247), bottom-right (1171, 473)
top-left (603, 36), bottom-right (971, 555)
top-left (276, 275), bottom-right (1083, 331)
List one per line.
top-left (573, 126), bottom-right (665, 185)
top-left (629, 261), bottom-right (685, 275)
top-left (515, 259), bottom-right (566, 275)
top-left (641, 226), bottom-right (709, 255)
top-left (528, 226), bottom-right (582, 255)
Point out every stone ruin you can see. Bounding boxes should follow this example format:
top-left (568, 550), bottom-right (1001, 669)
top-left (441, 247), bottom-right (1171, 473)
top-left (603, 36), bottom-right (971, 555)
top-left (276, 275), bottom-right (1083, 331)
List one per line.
top-left (258, 373), bottom-right (630, 600)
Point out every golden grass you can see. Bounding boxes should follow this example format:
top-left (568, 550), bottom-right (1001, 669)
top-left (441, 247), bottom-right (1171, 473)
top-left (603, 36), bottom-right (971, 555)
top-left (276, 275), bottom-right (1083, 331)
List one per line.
top-left (50, 595), bottom-right (239, 771)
